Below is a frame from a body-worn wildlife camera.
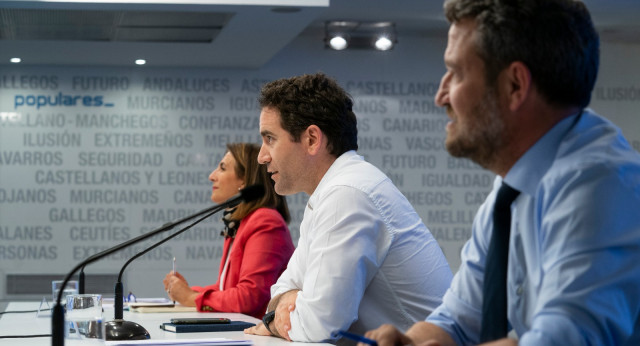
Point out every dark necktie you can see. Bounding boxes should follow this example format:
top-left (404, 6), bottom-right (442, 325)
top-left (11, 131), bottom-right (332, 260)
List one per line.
top-left (480, 182), bottom-right (520, 342)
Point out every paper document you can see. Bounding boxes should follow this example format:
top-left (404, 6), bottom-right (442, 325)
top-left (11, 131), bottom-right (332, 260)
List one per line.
top-left (129, 302), bottom-right (197, 313)
top-left (103, 298), bottom-right (172, 309)
top-left (105, 338), bottom-right (253, 345)
top-left (105, 298), bottom-right (172, 304)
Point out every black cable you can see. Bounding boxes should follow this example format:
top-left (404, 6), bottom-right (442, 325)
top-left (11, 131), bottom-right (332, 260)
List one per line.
top-left (0, 334), bottom-right (51, 338)
top-left (0, 309), bottom-right (53, 339)
top-left (0, 309), bottom-right (48, 314)
top-left (0, 306), bottom-right (53, 340)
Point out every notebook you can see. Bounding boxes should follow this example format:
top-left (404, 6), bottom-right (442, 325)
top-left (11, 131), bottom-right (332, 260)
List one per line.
top-left (160, 321), bottom-right (256, 333)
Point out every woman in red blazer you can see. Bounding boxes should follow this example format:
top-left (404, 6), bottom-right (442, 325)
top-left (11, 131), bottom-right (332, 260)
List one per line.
top-left (163, 143), bottom-right (294, 319)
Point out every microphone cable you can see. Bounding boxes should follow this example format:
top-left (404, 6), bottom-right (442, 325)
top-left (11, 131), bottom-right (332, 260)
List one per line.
top-left (0, 309), bottom-right (52, 338)
top-left (0, 334), bottom-right (51, 339)
top-left (0, 309), bottom-right (44, 314)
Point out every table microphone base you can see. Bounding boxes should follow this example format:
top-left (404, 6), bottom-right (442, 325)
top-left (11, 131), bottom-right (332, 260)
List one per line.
top-left (105, 319), bottom-right (150, 340)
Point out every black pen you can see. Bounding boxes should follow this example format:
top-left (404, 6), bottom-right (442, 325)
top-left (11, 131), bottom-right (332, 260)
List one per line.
top-left (336, 330), bottom-right (378, 346)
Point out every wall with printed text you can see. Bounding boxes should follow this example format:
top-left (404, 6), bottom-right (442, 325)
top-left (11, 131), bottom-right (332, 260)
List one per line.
top-left (1, 35), bottom-right (639, 301)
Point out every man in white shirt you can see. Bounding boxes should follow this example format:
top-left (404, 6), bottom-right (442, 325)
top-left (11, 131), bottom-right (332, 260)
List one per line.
top-left (243, 72), bottom-right (453, 343)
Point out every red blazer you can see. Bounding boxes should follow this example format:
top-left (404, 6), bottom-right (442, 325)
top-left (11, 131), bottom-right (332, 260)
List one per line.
top-left (191, 208), bottom-right (294, 318)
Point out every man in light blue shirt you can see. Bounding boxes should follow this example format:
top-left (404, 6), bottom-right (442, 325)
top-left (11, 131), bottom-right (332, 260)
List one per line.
top-left (365, 0), bottom-right (640, 345)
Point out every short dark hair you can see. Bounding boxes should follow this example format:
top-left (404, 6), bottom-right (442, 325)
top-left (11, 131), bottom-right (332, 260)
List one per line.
top-left (444, 0), bottom-right (599, 109)
top-left (227, 142), bottom-right (290, 223)
top-left (258, 72), bottom-right (358, 157)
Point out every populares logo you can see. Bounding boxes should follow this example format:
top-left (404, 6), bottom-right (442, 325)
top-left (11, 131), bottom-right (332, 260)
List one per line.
top-left (14, 92), bottom-right (114, 109)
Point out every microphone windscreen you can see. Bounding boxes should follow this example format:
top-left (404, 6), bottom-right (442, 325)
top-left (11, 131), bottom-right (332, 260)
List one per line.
top-left (240, 184), bottom-right (265, 203)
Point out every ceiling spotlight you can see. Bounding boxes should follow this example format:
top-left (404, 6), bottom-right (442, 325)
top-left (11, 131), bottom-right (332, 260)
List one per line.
top-left (329, 35), bottom-right (348, 50)
top-left (374, 36), bottom-right (394, 51)
top-left (325, 21), bottom-right (396, 51)
top-left (135, 59), bottom-right (146, 65)
top-left (10, 57), bottom-right (21, 63)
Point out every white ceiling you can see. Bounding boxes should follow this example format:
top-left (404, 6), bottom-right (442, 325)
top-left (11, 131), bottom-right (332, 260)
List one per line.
top-left (0, 0), bottom-right (639, 68)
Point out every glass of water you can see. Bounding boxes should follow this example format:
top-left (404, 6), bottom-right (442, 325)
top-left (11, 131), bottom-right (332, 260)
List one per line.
top-left (52, 280), bottom-right (78, 304)
top-left (65, 294), bottom-right (104, 345)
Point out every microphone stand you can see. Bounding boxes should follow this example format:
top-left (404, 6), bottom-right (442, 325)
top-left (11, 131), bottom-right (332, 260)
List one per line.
top-left (78, 267), bottom-right (85, 294)
top-left (106, 210), bottom-right (219, 340)
top-left (52, 185), bottom-right (263, 346)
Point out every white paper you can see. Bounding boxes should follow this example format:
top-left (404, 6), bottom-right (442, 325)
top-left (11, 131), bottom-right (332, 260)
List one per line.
top-left (105, 338), bottom-right (253, 345)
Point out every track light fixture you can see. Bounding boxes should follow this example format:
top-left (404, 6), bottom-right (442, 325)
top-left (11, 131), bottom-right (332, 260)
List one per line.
top-left (329, 35), bottom-right (349, 50)
top-left (325, 21), bottom-right (397, 51)
top-left (374, 36), bottom-right (393, 51)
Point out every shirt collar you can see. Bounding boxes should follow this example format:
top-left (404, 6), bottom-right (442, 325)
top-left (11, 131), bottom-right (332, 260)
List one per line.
top-left (307, 150), bottom-right (360, 210)
top-left (504, 111), bottom-right (582, 196)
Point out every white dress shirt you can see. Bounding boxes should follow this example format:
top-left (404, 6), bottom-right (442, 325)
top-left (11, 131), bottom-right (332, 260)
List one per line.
top-left (272, 150), bottom-right (453, 342)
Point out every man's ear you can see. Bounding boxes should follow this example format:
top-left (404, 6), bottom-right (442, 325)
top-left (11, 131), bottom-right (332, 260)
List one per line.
top-left (304, 125), bottom-right (324, 155)
top-left (501, 61), bottom-right (532, 112)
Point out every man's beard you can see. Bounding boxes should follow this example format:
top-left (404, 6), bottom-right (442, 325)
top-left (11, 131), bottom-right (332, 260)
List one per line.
top-left (445, 89), bottom-right (505, 169)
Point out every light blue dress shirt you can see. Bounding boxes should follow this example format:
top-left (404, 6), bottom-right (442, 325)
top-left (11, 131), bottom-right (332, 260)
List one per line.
top-left (427, 109), bottom-right (640, 345)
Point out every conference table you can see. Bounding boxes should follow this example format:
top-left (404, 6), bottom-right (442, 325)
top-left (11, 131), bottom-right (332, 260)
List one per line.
top-left (0, 301), bottom-right (333, 346)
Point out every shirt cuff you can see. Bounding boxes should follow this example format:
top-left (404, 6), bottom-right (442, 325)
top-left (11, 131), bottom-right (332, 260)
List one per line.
top-left (519, 314), bottom-right (583, 346)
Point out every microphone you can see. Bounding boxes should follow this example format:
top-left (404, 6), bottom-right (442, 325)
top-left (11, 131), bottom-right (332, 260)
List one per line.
top-left (235, 184), bottom-right (264, 203)
top-left (78, 266), bottom-right (86, 294)
top-left (52, 185), bottom-right (265, 346)
top-left (104, 219), bottom-right (195, 340)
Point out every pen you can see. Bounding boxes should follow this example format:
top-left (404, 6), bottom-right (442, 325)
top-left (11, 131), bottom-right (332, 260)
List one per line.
top-left (171, 257), bottom-right (176, 305)
top-left (336, 330), bottom-right (378, 346)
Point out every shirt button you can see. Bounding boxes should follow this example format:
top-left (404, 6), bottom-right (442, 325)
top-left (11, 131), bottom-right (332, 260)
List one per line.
top-left (516, 286), bottom-right (523, 295)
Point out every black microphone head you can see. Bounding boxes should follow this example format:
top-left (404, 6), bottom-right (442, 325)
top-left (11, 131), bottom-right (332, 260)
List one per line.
top-left (240, 184), bottom-right (265, 203)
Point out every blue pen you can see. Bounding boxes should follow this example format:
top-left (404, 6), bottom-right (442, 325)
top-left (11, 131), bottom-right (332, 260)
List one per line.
top-left (336, 330), bottom-right (378, 346)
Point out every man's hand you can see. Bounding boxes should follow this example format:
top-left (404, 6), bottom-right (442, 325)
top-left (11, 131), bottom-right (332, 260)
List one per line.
top-left (272, 289), bottom-right (298, 341)
top-left (480, 338), bottom-right (518, 346)
top-left (364, 324), bottom-right (414, 346)
top-left (364, 322), bottom-right (457, 346)
top-left (244, 323), bottom-right (273, 336)
top-left (163, 271), bottom-right (198, 307)
top-left (253, 289), bottom-right (300, 340)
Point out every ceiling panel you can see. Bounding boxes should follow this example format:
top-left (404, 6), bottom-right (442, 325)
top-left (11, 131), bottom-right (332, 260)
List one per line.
top-left (0, 0), bottom-right (639, 67)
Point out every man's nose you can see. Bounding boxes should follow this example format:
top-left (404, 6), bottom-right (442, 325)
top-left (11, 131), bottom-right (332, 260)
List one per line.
top-left (257, 145), bottom-right (270, 164)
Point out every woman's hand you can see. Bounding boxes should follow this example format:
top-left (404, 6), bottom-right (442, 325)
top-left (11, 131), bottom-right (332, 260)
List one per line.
top-left (163, 271), bottom-right (198, 307)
